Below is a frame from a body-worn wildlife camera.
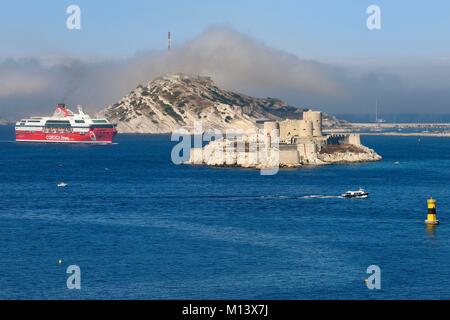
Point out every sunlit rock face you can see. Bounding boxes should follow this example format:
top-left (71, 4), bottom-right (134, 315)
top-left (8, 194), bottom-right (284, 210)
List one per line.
top-left (102, 73), bottom-right (341, 134)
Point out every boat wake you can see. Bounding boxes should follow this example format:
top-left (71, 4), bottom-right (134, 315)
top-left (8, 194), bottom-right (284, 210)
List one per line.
top-left (258, 194), bottom-right (344, 200)
top-left (158, 194), bottom-right (345, 201)
top-left (301, 195), bottom-right (344, 199)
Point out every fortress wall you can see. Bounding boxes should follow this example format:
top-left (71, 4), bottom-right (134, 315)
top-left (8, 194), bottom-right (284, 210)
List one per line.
top-left (280, 119), bottom-right (314, 143)
top-left (279, 120), bottom-right (300, 143)
top-left (279, 144), bottom-right (300, 165)
top-left (326, 134), bottom-right (361, 146)
top-left (297, 142), bottom-right (317, 159)
top-left (263, 121), bottom-right (279, 133)
top-left (348, 133), bottom-right (361, 146)
top-left (326, 134), bottom-right (347, 145)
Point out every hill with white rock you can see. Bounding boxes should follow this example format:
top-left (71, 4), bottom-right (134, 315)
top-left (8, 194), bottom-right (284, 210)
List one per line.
top-left (102, 74), bottom-right (342, 134)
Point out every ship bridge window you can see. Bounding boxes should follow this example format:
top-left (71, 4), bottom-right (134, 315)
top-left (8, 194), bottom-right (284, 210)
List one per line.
top-left (46, 120), bottom-right (70, 123)
top-left (92, 120), bottom-right (108, 124)
top-left (75, 120), bottom-right (85, 124)
top-left (45, 120), bottom-right (71, 128)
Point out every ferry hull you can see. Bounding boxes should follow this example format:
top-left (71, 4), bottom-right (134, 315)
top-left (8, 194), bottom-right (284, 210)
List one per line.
top-left (15, 128), bottom-right (117, 144)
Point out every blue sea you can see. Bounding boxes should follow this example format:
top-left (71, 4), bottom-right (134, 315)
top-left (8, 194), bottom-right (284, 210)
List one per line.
top-left (1, 124), bottom-right (450, 300)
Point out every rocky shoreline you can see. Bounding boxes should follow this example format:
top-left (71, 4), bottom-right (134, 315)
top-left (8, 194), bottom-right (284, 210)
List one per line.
top-left (317, 144), bottom-right (382, 164)
top-left (186, 138), bottom-right (381, 170)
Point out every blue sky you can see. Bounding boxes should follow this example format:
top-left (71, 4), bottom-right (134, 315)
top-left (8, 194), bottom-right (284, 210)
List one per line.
top-left (1, 0), bottom-right (449, 61)
top-left (1, 0), bottom-right (450, 119)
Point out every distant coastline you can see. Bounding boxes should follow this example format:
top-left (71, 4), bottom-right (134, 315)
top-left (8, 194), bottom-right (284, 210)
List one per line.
top-left (362, 132), bottom-right (450, 137)
top-left (348, 123), bottom-right (450, 129)
top-left (335, 122), bottom-right (450, 137)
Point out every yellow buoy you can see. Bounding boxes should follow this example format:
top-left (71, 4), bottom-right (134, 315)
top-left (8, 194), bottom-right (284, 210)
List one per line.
top-left (425, 197), bottom-right (440, 225)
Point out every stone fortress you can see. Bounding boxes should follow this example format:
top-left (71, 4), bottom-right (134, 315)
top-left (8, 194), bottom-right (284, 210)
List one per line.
top-left (257, 110), bottom-right (364, 166)
top-left (187, 109), bottom-right (381, 168)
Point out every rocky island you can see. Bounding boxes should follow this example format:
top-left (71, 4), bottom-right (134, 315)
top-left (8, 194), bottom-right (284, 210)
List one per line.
top-left (186, 109), bottom-right (381, 169)
top-left (102, 73), bottom-right (381, 169)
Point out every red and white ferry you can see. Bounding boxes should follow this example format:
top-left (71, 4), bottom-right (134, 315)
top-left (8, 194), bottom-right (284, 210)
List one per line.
top-left (15, 104), bottom-right (117, 144)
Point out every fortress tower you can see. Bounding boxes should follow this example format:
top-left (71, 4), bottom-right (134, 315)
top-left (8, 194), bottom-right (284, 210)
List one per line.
top-left (298, 120), bottom-right (313, 138)
top-left (303, 110), bottom-right (322, 137)
top-left (263, 121), bottom-right (280, 149)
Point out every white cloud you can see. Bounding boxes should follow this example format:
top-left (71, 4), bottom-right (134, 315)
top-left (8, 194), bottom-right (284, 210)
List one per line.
top-left (0, 26), bottom-right (449, 119)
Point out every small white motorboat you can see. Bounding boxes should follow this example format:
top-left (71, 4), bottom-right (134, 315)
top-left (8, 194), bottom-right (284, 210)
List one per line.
top-left (342, 188), bottom-right (368, 198)
top-left (57, 182), bottom-right (68, 188)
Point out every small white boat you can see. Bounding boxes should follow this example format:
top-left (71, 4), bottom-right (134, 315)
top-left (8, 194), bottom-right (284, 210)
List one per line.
top-left (57, 182), bottom-right (68, 188)
top-left (342, 188), bottom-right (368, 198)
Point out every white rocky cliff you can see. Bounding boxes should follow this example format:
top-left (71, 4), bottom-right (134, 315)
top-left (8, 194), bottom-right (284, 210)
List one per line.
top-left (102, 73), bottom-right (342, 134)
